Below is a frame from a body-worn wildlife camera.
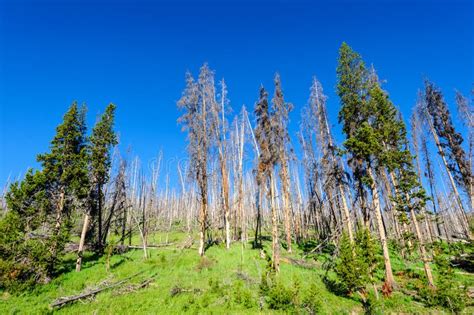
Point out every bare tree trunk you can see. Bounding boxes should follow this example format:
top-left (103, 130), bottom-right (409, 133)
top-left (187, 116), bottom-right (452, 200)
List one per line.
top-left (280, 162), bottom-right (292, 252)
top-left (76, 212), bottom-right (91, 272)
top-left (98, 183), bottom-right (103, 251)
top-left (198, 188), bottom-right (208, 256)
top-left (408, 195), bottom-right (435, 287)
top-left (270, 172), bottom-right (280, 272)
top-left (368, 167), bottom-right (395, 290)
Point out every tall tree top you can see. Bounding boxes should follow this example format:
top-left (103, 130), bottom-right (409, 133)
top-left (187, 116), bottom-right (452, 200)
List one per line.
top-left (37, 102), bottom-right (89, 194)
top-left (90, 103), bottom-right (118, 185)
top-left (337, 42), bottom-right (369, 138)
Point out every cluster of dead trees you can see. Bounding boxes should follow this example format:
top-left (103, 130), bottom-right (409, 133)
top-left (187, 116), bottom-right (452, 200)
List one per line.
top-left (174, 43), bottom-right (472, 292)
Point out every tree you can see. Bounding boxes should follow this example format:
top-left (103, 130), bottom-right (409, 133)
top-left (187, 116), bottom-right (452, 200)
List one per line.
top-left (254, 85), bottom-right (280, 271)
top-left (419, 82), bottom-right (472, 239)
top-left (455, 91), bottom-right (473, 210)
top-left (37, 102), bottom-right (90, 273)
top-left (337, 43), bottom-right (396, 291)
top-left (0, 170), bottom-right (50, 289)
top-left (178, 64), bottom-right (214, 256)
top-left (76, 103), bottom-right (117, 271)
top-left (210, 79), bottom-right (232, 249)
top-left (271, 74), bottom-right (294, 252)
top-left (308, 77), bottom-right (354, 243)
top-left (336, 42), bottom-right (371, 228)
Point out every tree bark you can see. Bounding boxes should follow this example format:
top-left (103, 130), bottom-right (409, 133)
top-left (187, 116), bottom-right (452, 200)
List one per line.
top-left (76, 212), bottom-right (91, 272)
top-left (270, 172), bottom-right (280, 272)
top-left (280, 161), bottom-right (292, 252)
top-left (408, 196), bottom-right (435, 287)
top-left (368, 167), bottom-right (395, 290)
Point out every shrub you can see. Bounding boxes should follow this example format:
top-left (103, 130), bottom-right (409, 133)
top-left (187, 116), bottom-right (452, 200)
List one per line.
top-left (233, 281), bottom-right (255, 308)
top-left (334, 232), bottom-right (366, 293)
top-left (302, 283), bottom-right (322, 314)
top-left (419, 245), bottom-right (468, 314)
top-left (266, 280), bottom-right (295, 310)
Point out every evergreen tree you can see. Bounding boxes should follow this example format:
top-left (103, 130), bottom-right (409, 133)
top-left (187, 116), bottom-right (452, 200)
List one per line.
top-left (369, 71), bottom-right (435, 287)
top-left (0, 170), bottom-right (50, 289)
top-left (36, 102), bottom-right (89, 272)
top-left (76, 103), bottom-right (117, 270)
top-left (90, 103), bottom-right (118, 250)
top-left (337, 43), bottom-right (396, 291)
top-left (336, 42), bottom-right (371, 227)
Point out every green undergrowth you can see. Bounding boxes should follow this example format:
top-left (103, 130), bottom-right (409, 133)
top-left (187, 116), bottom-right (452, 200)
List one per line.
top-left (1, 232), bottom-right (473, 314)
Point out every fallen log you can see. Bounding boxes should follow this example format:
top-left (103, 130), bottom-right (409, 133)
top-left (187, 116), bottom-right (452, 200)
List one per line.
top-left (281, 257), bottom-right (317, 269)
top-left (112, 273), bottom-right (158, 296)
top-left (125, 243), bottom-right (174, 250)
top-left (50, 271), bottom-right (143, 309)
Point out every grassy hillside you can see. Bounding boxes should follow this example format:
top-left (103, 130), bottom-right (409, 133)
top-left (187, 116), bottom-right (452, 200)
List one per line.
top-left (1, 231), bottom-right (473, 314)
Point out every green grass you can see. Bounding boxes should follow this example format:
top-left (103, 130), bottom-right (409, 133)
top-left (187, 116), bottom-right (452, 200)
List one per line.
top-left (1, 232), bottom-right (473, 314)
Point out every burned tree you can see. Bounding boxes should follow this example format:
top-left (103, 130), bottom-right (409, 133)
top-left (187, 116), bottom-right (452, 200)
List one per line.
top-left (178, 64), bottom-right (214, 256)
top-left (210, 79), bottom-right (232, 249)
top-left (271, 74), bottom-right (294, 252)
top-left (419, 82), bottom-right (472, 239)
top-left (254, 86), bottom-right (280, 271)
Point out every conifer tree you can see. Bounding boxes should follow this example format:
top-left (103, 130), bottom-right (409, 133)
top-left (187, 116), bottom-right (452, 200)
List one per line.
top-left (420, 82), bottom-right (472, 238)
top-left (37, 102), bottom-right (89, 272)
top-left (178, 64), bottom-right (214, 256)
top-left (369, 72), bottom-right (435, 287)
top-left (254, 86), bottom-right (280, 271)
top-left (336, 42), bottom-right (371, 227)
top-left (425, 83), bottom-right (471, 198)
top-left (0, 170), bottom-right (50, 288)
top-left (271, 74), bottom-right (294, 252)
top-left (76, 103), bottom-right (117, 271)
top-left (337, 43), bottom-right (396, 291)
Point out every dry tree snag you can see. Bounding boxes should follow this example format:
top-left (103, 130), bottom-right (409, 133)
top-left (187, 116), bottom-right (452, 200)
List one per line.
top-left (422, 82), bottom-right (472, 239)
top-left (310, 77), bottom-right (354, 243)
top-left (367, 167), bottom-right (395, 289)
top-left (178, 64), bottom-right (214, 256)
top-left (254, 85), bottom-right (280, 270)
top-left (271, 74), bottom-right (293, 252)
top-left (210, 79), bottom-right (231, 249)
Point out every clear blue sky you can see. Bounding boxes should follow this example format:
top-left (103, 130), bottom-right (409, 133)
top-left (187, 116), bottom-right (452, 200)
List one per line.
top-left (0, 0), bottom-right (472, 187)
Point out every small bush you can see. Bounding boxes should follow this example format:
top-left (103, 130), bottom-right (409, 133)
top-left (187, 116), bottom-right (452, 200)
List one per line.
top-left (208, 277), bottom-right (222, 294)
top-left (266, 280), bottom-right (295, 310)
top-left (302, 283), bottom-right (322, 314)
top-left (233, 281), bottom-right (255, 308)
top-left (419, 246), bottom-right (468, 314)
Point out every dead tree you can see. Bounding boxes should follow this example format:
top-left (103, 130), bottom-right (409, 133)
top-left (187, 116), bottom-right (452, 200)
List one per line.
top-left (254, 86), bottom-right (280, 271)
top-left (178, 64), bottom-right (214, 256)
top-left (271, 74), bottom-right (294, 252)
top-left (418, 85), bottom-right (472, 239)
top-left (210, 79), bottom-right (232, 249)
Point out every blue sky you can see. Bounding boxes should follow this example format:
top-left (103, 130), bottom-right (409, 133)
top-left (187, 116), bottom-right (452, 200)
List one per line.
top-left (0, 0), bottom-right (472, 187)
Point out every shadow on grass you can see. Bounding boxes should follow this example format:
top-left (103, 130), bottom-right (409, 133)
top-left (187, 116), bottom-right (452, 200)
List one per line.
top-left (55, 252), bottom-right (102, 276)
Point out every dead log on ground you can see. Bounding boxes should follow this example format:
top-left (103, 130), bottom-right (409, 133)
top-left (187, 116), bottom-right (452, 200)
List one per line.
top-left (50, 271), bottom-right (143, 309)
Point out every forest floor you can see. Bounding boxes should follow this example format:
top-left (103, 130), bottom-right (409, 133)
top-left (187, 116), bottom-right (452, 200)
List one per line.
top-left (1, 231), bottom-right (473, 314)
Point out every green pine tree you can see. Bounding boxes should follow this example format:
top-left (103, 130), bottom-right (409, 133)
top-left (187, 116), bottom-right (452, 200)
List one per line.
top-left (36, 102), bottom-right (90, 273)
top-left (89, 103), bottom-right (118, 250)
top-left (337, 42), bottom-right (396, 290)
